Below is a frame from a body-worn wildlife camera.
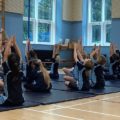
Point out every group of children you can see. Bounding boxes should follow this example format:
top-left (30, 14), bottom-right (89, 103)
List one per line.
top-left (0, 28), bottom-right (120, 106)
top-left (63, 41), bottom-right (106, 90)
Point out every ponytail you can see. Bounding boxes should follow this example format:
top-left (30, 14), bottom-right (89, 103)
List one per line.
top-left (38, 60), bottom-right (51, 89)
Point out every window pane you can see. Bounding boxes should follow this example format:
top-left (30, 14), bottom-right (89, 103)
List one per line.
top-left (92, 25), bottom-right (101, 43)
top-left (106, 24), bottom-right (111, 43)
top-left (24, 0), bottom-right (35, 18)
top-left (91, 0), bottom-right (102, 22)
top-left (23, 21), bottom-right (34, 41)
top-left (38, 0), bottom-right (53, 20)
top-left (24, 0), bottom-right (28, 17)
top-left (38, 23), bottom-right (50, 42)
top-left (30, 0), bottom-right (35, 18)
top-left (105, 0), bottom-right (111, 20)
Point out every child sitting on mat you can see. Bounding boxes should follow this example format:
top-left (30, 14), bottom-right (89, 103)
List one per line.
top-left (109, 43), bottom-right (120, 78)
top-left (90, 45), bottom-right (106, 89)
top-left (24, 59), bottom-right (52, 92)
top-left (25, 50), bottom-right (38, 83)
top-left (1, 36), bottom-right (24, 106)
top-left (49, 44), bottom-right (60, 79)
top-left (63, 43), bottom-right (93, 91)
top-left (103, 43), bottom-right (120, 80)
top-left (24, 40), bottom-right (52, 92)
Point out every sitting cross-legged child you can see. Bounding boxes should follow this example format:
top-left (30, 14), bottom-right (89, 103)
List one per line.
top-left (63, 43), bottom-right (93, 91)
top-left (24, 59), bottom-right (52, 92)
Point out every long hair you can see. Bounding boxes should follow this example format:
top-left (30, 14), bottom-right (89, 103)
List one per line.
top-left (7, 53), bottom-right (20, 75)
top-left (38, 60), bottom-right (51, 89)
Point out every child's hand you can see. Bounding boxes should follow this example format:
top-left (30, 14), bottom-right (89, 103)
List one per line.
top-left (12, 36), bottom-right (16, 45)
top-left (37, 59), bottom-right (41, 63)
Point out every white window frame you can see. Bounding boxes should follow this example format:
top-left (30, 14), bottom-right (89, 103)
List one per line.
top-left (87, 0), bottom-right (111, 46)
top-left (23, 0), bottom-right (56, 45)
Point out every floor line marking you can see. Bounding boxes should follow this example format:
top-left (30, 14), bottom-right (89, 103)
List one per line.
top-left (24, 108), bottom-right (84, 120)
top-left (67, 107), bottom-right (120, 118)
top-left (43, 95), bottom-right (120, 112)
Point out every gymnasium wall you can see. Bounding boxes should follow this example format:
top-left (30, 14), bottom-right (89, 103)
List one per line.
top-left (0, 0), bottom-right (111, 60)
top-left (0, 0), bottom-right (24, 14)
top-left (63, 0), bottom-right (82, 21)
top-left (111, 0), bottom-right (120, 48)
top-left (61, 0), bottom-right (82, 41)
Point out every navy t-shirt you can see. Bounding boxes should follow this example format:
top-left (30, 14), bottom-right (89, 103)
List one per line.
top-left (27, 65), bottom-right (51, 91)
top-left (94, 65), bottom-right (104, 82)
top-left (2, 62), bottom-right (24, 104)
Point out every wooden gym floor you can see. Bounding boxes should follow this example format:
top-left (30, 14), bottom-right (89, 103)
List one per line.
top-left (0, 70), bottom-right (120, 120)
top-left (0, 92), bottom-right (120, 120)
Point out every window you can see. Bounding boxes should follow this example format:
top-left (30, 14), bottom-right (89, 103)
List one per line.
top-left (23, 0), bottom-right (56, 45)
top-left (87, 0), bottom-right (111, 46)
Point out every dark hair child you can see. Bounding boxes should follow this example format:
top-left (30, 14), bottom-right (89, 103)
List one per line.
top-left (1, 37), bottom-right (24, 106)
top-left (49, 44), bottom-right (60, 79)
top-left (24, 59), bottom-right (52, 92)
top-left (92, 55), bottom-right (106, 89)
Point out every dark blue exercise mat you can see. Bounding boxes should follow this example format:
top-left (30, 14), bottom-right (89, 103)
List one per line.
top-left (23, 89), bottom-right (95, 105)
top-left (87, 86), bottom-right (120, 95)
top-left (0, 101), bottom-right (40, 112)
top-left (0, 89), bottom-right (95, 112)
top-left (105, 80), bottom-right (120, 87)
top-left (52, 79), bottom-right (120, 95)
top-left (52, 80), bottom-right (72, 91)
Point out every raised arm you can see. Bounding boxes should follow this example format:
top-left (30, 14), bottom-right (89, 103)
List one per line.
top-left (3, 38), bottom-right (12, 62)
top-left (25, 39), bottom-right (32, 61)
top-left (77, 39), bottom-right (83, 54)
top-left (97, 45), bottom-right (101, 57)
top-left (52, 44), bottom-right (60, 58)
top-left (73, 43), bottom-right (78, 62)
top-left (110, 42), bottom-right (118, 57)
top-left (76, 50), bottom-right (84, 62)
top-left (12, 36), bottom-right (22, 60)
top-left (73, 43), bottom-right (84, 63)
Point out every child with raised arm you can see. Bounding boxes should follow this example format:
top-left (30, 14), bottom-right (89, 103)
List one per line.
top-left (63, 43), bottom-right (93, 91)
top-left (90, 45), bottom-right (106, 89)
top-left (24, 40), bottom-right (52, 92)
top-left (109, 43), bottom-right (120, 76)
top-left (1, 36), bottom-right (24, 106)
top-left (24, 59), bottom-right (52, 92)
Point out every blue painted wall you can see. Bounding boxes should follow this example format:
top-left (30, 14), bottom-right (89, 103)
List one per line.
top-left (0, 0), bottom-right (83, 60)
top-left (56, 0), bottom-right (82, 42)
top-left (111, 18), bottom-right (120, 49)
top-left (1, 13), bottom-right (24, 59)
top-left (0, 0), bottom-right (111, 62)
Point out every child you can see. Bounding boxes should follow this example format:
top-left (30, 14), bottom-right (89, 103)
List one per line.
top-left (109, 43), bottom-right (120, 76)
top-left (0, 79), bottom-right (4, 92)
top-left (92, 55), bottom-right (106, 89)
top-left (25, 50), bottom-right (38, 82)
top-left (63, 43), bottom-right (93, 91)
top-left (49, 44), bottom-right (60, 79)
top-left (1, 36), bottom-right (24, 106)
top-left (24, 59), bottom-right (52, 92)
top-left (103, 43), bottom-right (120, 80)
top-left (90, 46), bottom-right (106, 89)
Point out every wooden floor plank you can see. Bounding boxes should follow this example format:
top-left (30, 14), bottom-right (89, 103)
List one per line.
top-left (0, 93), bottom-right (119, 120)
